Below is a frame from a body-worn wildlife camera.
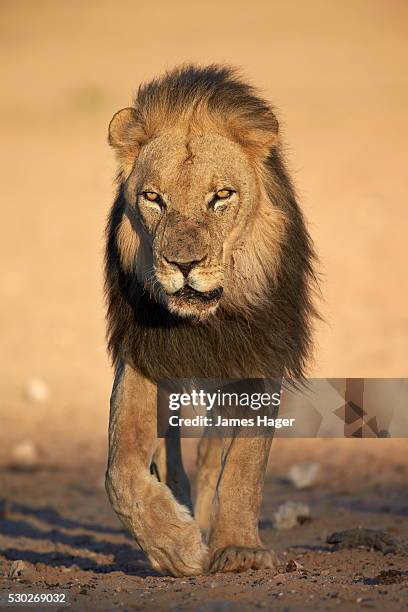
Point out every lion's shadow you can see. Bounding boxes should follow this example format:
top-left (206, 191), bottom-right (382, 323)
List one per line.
top-left (0, 501), bottom-right (159, 577)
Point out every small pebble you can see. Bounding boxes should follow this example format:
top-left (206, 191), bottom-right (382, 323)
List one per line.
top-left (8, 560), bottom-right (26, 579)
top-left (287, 462), bottom-right (319, 489)
top-left (273, 501), bottom-right (311, 530)
top-left (286, 559), bottom-right (303, 572)
top-left (25, 378), bottom-right (51, 403)
top-left (11, 441), bottom-right (39, 469)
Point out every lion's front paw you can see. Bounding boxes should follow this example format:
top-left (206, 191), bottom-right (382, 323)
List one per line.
top-left (148, 523), bottom-right (208, 577)
top-left (209, 546), bottom-right (277, 574)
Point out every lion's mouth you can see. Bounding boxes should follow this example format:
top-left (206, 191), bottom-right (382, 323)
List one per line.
top-left (171, 286), bottom-right (223, 304)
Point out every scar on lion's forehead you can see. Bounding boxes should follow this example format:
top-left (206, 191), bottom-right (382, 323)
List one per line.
top-left (183, 140), bottom-right (195, 165)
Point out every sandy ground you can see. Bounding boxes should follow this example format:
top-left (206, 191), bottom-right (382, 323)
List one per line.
top-left (1, 440), bottom-right (407, 610)
top-left (0, 1), bottom-right (407, 610)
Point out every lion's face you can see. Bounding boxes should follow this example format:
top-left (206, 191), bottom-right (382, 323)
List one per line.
top-left (122, 131), bottom-right (259, 319)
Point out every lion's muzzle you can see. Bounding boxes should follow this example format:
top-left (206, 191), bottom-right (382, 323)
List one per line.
top-left (161, 211), bottom-right (210, 267)
top-left (163, 255), bottom-right (206, 279)
top-left (153, 211), bottom-right (224, 316)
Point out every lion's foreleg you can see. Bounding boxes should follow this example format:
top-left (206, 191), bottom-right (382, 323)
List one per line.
top-left (208, 435), bottom-right (277, 573)
top-left (105, 363), bottom-right (207, 576)
top-left (152, 431), bottom-right (193, 512)
top-left (195, 436), bottom-right (222, 532)
top-left (151, 438), bottom-right (166, 482)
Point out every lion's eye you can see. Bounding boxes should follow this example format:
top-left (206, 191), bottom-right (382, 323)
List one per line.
top-left (212, 188), bottom-right (235, 211)
top-left (144, 192), bottom-right (159, 202)
top-left (216, 189), bottom-right (233, 200)
top-left (140, 191), bottom-right (165, 213)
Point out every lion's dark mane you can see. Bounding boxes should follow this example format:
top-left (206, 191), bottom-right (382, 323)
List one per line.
top-left (104, 66), bottom-right (317, 382)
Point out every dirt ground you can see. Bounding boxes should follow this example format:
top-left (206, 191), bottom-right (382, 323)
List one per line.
top-left (1, 1), bottom-right (407, 610)
top-left (1, 440), bottom-right (407, 610)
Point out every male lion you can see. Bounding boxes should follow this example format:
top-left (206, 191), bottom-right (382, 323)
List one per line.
top-left (104, 65), bottom-right (316, 576)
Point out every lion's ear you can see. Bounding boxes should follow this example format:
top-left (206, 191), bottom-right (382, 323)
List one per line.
top-left (108, 107), bottom-right (146, 177)
top-left (228, 109), bottom-right (279, 161)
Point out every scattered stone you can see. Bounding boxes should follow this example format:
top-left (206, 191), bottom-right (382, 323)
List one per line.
top-left (10, 440), bottom-right (39, 470)
top-left (8, 560), bottom-right (26, 579)
top-left (25, 377), bottom-right (51, 403)
top-left (327, 528), bottom-right (407, 555)
top-left (286, 559), bottom-right (303, 572)
top-left (287, 462), bottom-right (319, 489)
top-left (273, 501), bottom-right (311, 530)
top-left (353, 572), bottom-right (365, 583)
top-left (371, 569), bottom-right (405, 585)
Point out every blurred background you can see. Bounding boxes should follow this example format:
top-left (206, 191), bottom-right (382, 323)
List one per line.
top-left (1, 0), bottom-right (407, 464)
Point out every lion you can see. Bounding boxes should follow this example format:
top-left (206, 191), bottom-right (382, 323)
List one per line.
top-left (104, 65), bottom-right (317, 577)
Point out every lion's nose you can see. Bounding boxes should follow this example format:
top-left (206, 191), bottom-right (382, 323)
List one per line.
top-left (164, 256), bottom-right (204, 278)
